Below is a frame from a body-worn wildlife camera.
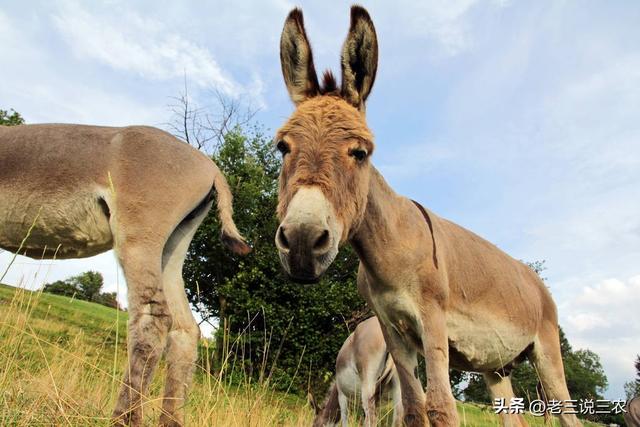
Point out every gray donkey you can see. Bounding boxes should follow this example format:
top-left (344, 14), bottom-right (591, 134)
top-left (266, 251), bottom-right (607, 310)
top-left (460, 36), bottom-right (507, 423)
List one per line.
top-left (312, 316), bottom-right (402, 427)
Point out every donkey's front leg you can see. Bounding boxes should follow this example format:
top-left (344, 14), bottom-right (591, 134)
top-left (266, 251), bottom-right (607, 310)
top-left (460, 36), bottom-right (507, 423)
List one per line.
top-left (377, 322), bottom-right (426, 427)
top-left (420, 302), bottom-right (458, 427)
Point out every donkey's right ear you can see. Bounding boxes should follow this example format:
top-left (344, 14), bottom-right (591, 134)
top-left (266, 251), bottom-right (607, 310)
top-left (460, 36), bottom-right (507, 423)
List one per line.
top-left (340, 6), bottom-right (378, 111)
top-left (280, 8), bottom-right (320, 105)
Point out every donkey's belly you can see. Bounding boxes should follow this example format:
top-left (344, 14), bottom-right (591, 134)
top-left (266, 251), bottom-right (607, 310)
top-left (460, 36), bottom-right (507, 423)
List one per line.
top-left (446, 310), bottom-right (534, 371)
top-left (0, 188), bottom-right (113, 259)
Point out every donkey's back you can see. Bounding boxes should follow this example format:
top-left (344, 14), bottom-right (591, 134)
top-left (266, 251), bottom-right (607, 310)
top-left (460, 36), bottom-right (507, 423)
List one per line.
top-left (0, 124), bottom-right (218, 259)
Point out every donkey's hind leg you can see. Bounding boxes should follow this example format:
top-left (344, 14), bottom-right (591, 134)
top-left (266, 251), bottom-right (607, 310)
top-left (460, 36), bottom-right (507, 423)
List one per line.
top-left (112, 239), bottom-right (171, 426)
top-left (360, 371), bottom-right (378, 427)
top-left (157, 206), bottom-right (211, 427)
top-left (390, 373), bottom-right (403, 427)
top-left (336, 386), bottom-right (349, 427)
top-left (483, 371), bottom-right (528, 427)
top-left (530, 322), bottom-right (583, 427)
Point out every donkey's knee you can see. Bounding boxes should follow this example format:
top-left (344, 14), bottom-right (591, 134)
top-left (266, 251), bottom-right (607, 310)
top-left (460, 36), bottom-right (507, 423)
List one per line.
top-left (165, 319), bottom-right (200, 365)
top-left (129, 311), bottom-right (172, 360)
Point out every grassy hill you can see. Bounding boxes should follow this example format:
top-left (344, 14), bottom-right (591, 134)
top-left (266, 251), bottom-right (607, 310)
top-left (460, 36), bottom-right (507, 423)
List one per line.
top-left (0, 284), bottom-right (602, 426)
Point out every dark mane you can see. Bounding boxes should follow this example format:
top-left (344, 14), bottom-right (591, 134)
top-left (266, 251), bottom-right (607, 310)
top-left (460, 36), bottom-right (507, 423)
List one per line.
top-left (320, 70), bottom-right (339, 95)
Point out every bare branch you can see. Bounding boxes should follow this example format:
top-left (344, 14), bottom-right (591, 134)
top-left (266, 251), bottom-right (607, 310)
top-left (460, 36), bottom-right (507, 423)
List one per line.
top-left (165, 75), bottom-right (259, 154)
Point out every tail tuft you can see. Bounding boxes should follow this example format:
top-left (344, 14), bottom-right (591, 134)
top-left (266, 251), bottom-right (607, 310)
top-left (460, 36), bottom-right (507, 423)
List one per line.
top-left (221, 230), bottom-right (252, 255)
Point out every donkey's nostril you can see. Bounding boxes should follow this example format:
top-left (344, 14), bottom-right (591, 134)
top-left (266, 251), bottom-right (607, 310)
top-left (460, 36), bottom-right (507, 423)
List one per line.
top-left (313, 229), bottom-right (330, 252)
top-left (277, 226), bottom-right (290, 250)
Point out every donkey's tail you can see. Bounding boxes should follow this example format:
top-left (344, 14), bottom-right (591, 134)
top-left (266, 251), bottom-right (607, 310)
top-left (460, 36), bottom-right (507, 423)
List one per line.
top-left (211, 163), bottom-right (251, 255)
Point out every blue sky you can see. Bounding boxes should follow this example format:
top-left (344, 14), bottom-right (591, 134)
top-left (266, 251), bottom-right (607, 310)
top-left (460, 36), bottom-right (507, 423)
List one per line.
top-left (1, 0), bottom-right (639, 399)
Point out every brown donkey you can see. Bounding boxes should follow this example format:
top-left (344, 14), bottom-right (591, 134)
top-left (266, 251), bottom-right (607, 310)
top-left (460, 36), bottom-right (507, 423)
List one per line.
top-left (0, 124), bottom-right (250, 426)
top-left (275, 7), bottom-right (581, 427)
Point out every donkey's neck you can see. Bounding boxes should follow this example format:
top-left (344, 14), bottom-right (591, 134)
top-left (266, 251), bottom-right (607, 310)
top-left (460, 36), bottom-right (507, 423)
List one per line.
top-left (351, 167), bottom-right (431, 281)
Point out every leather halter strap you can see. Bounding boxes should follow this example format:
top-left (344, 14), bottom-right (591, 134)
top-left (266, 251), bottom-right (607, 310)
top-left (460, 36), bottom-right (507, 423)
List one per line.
top-left (411, 200), bottom-right (439, 269)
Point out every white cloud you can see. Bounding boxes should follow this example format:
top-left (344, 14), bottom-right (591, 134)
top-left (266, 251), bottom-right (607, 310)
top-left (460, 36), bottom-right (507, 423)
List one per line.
top-left (576, 277), bottom-right (640, 307)
top-left (561, 275), bottom-right (640, 398)
top-left (383, 0), bottom-right (507, 57)
top-left (51, 1), bottom-right (240, 95)
top-left (16, 81), bottom-right (167, 126)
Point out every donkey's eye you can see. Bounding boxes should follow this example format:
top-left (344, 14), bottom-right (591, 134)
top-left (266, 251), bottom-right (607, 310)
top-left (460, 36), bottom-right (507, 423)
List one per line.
top-left (349, 148), bottom-right (368, 162)
top-left (276, 140), bottom-right (290, 156)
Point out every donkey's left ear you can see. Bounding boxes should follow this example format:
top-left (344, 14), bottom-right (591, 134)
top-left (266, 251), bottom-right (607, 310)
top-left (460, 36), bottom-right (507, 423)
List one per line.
top-left (340, 5), bottom-right (378, 111)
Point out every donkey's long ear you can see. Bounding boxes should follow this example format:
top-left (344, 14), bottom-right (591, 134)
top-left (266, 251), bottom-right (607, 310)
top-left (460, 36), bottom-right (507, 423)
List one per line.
top-left (340, 6), bottom-right (378, 111)
top-left (280, 9), bottom-right (320, 105)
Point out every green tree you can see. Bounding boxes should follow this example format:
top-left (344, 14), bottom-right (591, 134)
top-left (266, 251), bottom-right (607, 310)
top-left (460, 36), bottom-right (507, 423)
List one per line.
top-left (0, 108), bottom-right (25, 126)
top-left (94, 292), bottom-right (120, 310)
top-left (623, 354), bottom-right (640, 400)
top-left (183, 126), bottom-right (365, 395)
top-left (564, 348), bottom-right (608, 401)
top-left (43, 280), bottom-right (78, 298)
top-left (70, 271), bottom-right (104, 302)
top-left (42, 271), bottom-right (117, 308)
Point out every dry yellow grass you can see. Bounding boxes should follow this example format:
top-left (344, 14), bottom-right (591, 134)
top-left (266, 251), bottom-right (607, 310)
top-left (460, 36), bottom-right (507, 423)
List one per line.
top-left (0, 283), bottom-right (317, 426)
top-left (1, 283), bottom-right (605, 426)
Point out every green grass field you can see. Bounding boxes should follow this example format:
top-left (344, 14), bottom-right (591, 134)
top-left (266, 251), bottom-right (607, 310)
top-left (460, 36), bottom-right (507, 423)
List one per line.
top-left (0, 283), bottom-right (603, 426)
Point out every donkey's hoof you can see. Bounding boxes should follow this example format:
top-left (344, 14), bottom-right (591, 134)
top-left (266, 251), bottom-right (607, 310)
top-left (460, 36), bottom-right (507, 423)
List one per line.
top-left (426, 408), bottom-right (459, 427)
top-left (403, 412), bottom-right (429, 427)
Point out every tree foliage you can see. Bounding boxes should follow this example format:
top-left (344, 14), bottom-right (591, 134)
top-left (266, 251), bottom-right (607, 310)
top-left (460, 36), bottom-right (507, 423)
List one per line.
top-left (183, 126), bottom-right (365, 395)
top-left (0, 108), bottom-right (25, 126)
top-left (624, 355), bottom-right (640, 400)
top-left (43, 271), bottom-right (120, 309)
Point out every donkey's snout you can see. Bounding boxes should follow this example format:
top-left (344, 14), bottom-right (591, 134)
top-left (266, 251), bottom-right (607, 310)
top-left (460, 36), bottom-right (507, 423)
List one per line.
top-left (275, 187), bottom-right (342, 283)
top-left (276, 222), bottom-right (336, 283)
top-left (276, 223), bottom-right (332, 257)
